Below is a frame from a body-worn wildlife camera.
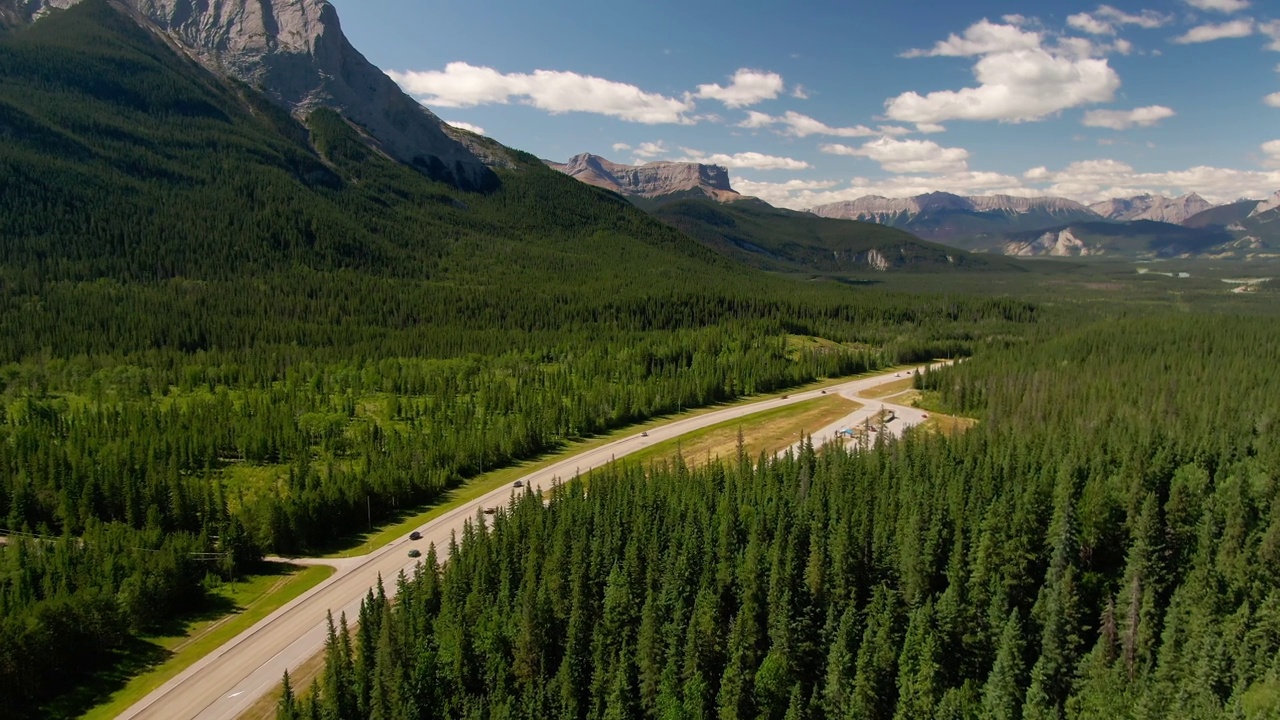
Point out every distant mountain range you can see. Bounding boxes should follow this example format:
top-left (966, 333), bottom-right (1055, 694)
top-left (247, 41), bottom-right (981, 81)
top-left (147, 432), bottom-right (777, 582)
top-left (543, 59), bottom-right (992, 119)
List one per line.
top-left (549, 154), bottom-right (1280, 262)
top-left (806, 191), bottom-right (1279, 260)
top-left (652, 198), bottom-right (1024, 274)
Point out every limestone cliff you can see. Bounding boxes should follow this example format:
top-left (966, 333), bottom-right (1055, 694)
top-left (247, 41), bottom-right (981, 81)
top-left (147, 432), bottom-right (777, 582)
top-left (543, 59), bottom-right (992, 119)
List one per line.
top-left (7, 0), bottom-right (500, 187)
top-left (548, 154), bottom-right (742, 202)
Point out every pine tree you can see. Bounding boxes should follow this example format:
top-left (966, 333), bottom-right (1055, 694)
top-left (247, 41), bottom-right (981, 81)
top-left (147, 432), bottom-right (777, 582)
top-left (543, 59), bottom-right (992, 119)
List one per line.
top-left (277, 669), bottom-right (298, 720)
top-left (981, 610), bottom-right (1026, 720)
top-left (894, 601), bottom-right (943, 720)
top-left (850, 586), bottom-right (904, 720)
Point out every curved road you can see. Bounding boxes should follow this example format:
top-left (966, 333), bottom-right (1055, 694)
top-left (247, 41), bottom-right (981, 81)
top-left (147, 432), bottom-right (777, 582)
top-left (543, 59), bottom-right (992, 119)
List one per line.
top-left (116, 364), bottom-right (938, 720)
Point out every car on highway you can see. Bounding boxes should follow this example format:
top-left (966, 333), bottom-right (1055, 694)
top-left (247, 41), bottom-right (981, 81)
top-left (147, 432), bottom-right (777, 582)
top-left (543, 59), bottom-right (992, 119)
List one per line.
top-left (409, 531), bottom-right (422, 541)
top-left (484, 507), bottom-right (497, 515)
top-left (641, 431), bottom-right (649, 437)
top-left (407, 548), bottom-right (421, 558)
top-left (513, 481), bottom-right (524, 488)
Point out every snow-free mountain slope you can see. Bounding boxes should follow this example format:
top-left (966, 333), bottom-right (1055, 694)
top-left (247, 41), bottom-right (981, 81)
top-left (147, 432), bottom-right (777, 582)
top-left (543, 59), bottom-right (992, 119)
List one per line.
top-left (809, 193), bottom-right (1098, 224)
top-left (1002, 221), bottom-right (1234, 259)
top-left (1251, 191), bottom-right (1280, 218)
top-left (0, 0), bottom-right (746, 284)
top-left (3, 0), bottom-right (499, 187)
top-left (548, 153), bottom-right (742, 205)
top-left (1181, 200), bottom-right (1261, 229)
top-left (652, 198), bottom-right (1022, 273)
top-left (1088, 194), bottom-right (1213, 225)
top-left (806, 193), bottom-right (1103, 251)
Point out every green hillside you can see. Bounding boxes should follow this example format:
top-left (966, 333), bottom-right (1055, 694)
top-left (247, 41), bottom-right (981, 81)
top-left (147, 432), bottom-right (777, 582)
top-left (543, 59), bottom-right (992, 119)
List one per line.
top-left (0, 0), bottom-right (746, 288)
top-left (652, 198), bottom-right (1028, 273)
top-left (0, 5), bottom-right (1046, 715)
top-left (1003, 220), bottom-right (1234, 258)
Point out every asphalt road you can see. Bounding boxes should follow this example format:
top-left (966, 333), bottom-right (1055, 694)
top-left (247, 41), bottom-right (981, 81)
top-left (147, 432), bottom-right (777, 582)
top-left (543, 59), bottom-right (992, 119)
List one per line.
top-left (116, 364), bottom-right (938, 720)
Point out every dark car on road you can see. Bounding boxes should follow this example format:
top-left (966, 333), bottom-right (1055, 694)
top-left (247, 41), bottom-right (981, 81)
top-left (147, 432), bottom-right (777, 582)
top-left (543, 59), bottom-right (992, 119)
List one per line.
top-left (409, 531), bottom-right (422, 541)
top-left (407, 548), bottom-right (422, 558)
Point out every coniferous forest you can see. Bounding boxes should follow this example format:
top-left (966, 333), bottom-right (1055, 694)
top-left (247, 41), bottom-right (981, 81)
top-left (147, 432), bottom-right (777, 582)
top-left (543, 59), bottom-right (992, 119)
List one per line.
top-left (2, 3), bottom-right (1279, 719)
top-left (287, 316), bottom-right (1280, 720)
top-left (0, 4), bottom-right (1030, 713)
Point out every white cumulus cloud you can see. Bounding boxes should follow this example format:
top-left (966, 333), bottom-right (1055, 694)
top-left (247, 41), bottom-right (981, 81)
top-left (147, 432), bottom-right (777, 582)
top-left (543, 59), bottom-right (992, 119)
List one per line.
top-left (1184, 0), bottom-right (1250, 13)
top-left (612, 142), bottom-right (632, 152)
top-left (1097, 5), bottom-right (1172, 28)
top-left (738, 172), bottom-right (1027, 209)
top-left (388, 62), bottom-right (695, 124)
top-left (1264, 140), bottom-right (1280, 167)
top-left (739, 111), bottom-right (777, 129)
top-left (886, 22), bottom-right (1121, 125)
top-left (632, 141), bottom-right (670, 160)
top-left (729, 151), bottom-right (1280, 210)
top-left (1266, 93), bottom-right (1280, 107)
top-left (1173, 19), bottom-right (1255, 44)
top-left (821, 137), bottom-right (972, 174)
top-left (1027, 158), bottom-right (1280, 203)
top-left (738, 111), bottom-right (910, 138)
top-left (1068, 6), bottom-right (1171, 35)
top-left (1263, 21), bottom-right (1280, 50)
top-left (678, 149), bottom-right (810, 171)
top-left (1082, 105), bottom-right (1176, 129)
top-left (693, 69), bottom-right (785, 108)
top-left (1069, 13), bottom-right (1115, 35)
top-left (902, 19), bottom-right (1044, 57)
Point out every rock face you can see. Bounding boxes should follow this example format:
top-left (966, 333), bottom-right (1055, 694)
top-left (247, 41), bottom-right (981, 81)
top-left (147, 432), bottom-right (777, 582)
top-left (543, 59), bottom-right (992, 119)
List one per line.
top-left (1004, 229), bottom-right (1100, 257)
top-left (809, 192), bottom-right (1097, 224)
top-left (1089, 193), bottom-right (1213, 225)
top-left (8, 0), bottom-right (497, 188)
top-left (1250, 190), bottom-right (1280, 218)
top-left (549, 154), bottom-right (742, 202)
top-left (808, 192), bottom-right (967, 223)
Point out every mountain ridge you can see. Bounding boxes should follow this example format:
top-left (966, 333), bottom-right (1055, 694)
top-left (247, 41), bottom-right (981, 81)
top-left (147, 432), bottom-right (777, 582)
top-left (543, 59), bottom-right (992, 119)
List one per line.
top-left (2, 0), bottom-right (502, 188)
top-left (652, 198), bottom-right (1023, 274)
top-left (1088, 193), bottom-right (1213, 225)
top-left (548, 153), bottom-right (743, 205)
top-left (809, 192), bottom-right (1097, 223)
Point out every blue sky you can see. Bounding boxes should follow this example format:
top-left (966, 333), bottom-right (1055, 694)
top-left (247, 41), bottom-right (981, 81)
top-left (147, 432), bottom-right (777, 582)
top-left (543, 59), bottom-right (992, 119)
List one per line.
top-left (329, 0), bottom-right (1280, 207)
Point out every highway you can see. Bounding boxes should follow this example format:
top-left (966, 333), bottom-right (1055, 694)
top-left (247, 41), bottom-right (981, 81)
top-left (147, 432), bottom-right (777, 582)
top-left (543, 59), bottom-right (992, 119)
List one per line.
top-left (115, 364), bottom-right (938, 720)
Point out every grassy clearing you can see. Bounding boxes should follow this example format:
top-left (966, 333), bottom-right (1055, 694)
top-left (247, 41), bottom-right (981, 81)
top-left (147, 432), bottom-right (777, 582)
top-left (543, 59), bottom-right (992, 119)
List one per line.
top-left (922, 413), bottom-right (978, 436)
top-left (617, 394), bottom-right (860, 470)
top-left (859, 376), bottom-right (917, 399)
top-left (889, 389), bottom-right (979, 437)
top-left (75, 563), bottom-right (334, 720)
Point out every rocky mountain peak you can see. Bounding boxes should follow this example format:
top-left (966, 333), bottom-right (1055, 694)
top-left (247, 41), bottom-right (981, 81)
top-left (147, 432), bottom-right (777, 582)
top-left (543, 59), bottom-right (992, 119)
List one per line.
top-left (968, 194), bottom-right (1094, 215)
top-left (7, 0), bottom-right (501, 188)
top-left (1089, 193), bottom-right (1213, 225)
top-left (1249, 190), bottom-right (1280, 218)
top-left (808, 193), bottom-right (1098, 221)
top-left (549, 154), bottom-right (741, 202)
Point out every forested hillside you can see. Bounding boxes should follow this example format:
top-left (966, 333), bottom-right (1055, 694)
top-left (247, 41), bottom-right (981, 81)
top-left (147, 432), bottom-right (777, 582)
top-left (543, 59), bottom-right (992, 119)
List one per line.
top-left (0, 3), bottom-right (1040, 716)
top-left (291, 315), bottom-right (1280, 720)
top-left (651, 199), bottom-right (1021, 274)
